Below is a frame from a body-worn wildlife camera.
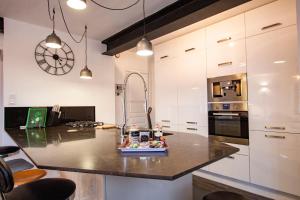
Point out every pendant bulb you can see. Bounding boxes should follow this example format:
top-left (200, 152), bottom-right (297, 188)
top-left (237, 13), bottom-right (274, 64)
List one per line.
top-left (67, 0), bottom-right (87, 10)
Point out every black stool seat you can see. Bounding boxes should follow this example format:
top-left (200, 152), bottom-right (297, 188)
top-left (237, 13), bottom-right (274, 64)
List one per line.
top-left (6, 159), bottom-right (34, 173)
top-left (0, 146), bottom-right (20, 157)
top-left (5, 178), bottom-right (76, 200)
top-left (203, 191), bottom-right (246, 200)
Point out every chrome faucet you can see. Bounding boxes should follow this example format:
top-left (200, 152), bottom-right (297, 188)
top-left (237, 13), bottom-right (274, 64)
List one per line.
top-left (122, 72), bottom-right (148, 135)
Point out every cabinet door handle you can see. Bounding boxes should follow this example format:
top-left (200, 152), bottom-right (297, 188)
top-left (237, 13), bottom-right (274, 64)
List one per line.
top-left (226, 156), bottom-right (235, 159)
top-left (264, 126), bottom-right (286, 130)
top-left (162, 126), bottom-right (171, 128)
top-left (217, 37), bottom-right (232, 43)
top-left (160, 55), bottom-right (169, 59)
top-left (218, 61), bottom-right (233, 67)
top-left (187, 128), bottom-right (197, 131)
top-left (162, 120), bottom-right (170, 123)
top-left (185, 48), bottom-right (195, 52)
top-left (265, 134), bottom-right (286, 139)
top-left (261, 23), bottom-right (282, 31)
top-left (186, 121), bottom-right (197, 125)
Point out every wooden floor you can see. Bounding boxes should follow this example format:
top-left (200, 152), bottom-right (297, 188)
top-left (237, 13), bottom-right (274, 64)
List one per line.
top-left (193, 175), bottom-right (273, 200)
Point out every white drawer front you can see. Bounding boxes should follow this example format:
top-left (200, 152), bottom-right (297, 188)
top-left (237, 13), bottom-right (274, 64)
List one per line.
top-left (207, 39), bottom-right (246, 78)
top-left (206, 14), bottom-right (245, 47)
top-left (208, 153), bottom-right (250, 182)
top-left (154, 39), bottom-right (180, 61)
top-left (250, 131), bottom-right (300, 196)
top-left (245, 0), bottom-right (296, 37)
top-left (177, 28), bottom-right (206, 52)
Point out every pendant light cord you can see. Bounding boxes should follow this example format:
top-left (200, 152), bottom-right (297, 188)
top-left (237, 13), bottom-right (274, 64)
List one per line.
top-left (89, 0), bottom-right (141, 11)
top-left (57, 0), bottom-right (86, 43)
top-left (85, 25), bottom-right (88, 68)
top-left (142, 0), bottom-right (146, 36)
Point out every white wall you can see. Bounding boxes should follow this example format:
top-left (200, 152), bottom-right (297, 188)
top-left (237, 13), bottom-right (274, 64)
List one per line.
top-left (114, 51), bottom-right (150, 127)
top-left (2, 18), bottom-right (115, 143)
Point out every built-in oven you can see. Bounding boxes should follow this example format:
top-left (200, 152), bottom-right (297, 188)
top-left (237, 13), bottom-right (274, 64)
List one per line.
top-left (208, 102), bottom-right (248, 139)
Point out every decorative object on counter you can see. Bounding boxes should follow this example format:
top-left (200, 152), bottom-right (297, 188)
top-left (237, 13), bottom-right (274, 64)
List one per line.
top-left (147, 107), bottom-right (152, 130)
top-left (47, 105), bottom-right (62, 127)
top-left (119, 128), bottom-right (168, 153)
top-left (136, 0), bottom-right (153, 57)
top-left (25, 108), bottom-right (47, 128)
top-left (65, 121), bottom-right (103, 128)
top-left (45, 7), bottom-right (61, 49)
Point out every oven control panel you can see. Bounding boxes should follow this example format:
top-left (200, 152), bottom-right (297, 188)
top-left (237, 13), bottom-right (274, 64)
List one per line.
top-left (208, 102), bottom-right (248, 111)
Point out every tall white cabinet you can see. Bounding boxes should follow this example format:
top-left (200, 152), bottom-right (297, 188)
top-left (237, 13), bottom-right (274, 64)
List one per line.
top-left (246, 0), bottom-right (300, 196)
top-left (154, 29), bottom-right (208, 136)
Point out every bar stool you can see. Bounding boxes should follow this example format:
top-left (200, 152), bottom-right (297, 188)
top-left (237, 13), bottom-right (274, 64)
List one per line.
top-left (203, 191), bottom-right (246, 200)
top-left (0, 158), bottom-right (76, 200)
top-left (0, 146), bottom-right (34, 172)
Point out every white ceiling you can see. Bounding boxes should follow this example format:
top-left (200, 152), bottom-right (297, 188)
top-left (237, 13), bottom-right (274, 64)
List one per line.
top-left (0, 0), bottom-right (177, 40)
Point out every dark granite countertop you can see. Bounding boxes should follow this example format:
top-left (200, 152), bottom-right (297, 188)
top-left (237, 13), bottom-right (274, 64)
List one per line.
top-left (5, 126), bottom-right (238, 180)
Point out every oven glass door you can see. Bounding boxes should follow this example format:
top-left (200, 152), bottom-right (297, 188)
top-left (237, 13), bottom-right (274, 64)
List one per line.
top-left (209, 112), bottom-right (248, 139)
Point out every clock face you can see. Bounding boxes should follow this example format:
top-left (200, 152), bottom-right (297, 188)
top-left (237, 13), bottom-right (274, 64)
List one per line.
top-left (34, 40), bottom-right (75, 76)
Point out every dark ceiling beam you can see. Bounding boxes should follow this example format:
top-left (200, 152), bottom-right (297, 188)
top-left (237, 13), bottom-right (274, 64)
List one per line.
top-left (102, 0), bottom-right (251, 56)
top-left (0, 17), bottom-right (4, 33)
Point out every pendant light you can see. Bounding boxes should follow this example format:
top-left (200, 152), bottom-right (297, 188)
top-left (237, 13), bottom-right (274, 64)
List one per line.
top-left (80, 26), bottom-right (93, 79)
top-left (46, 8), bottom-right (62, 49)
top-left (67, 0), bottom-right (87, 10)
top-left (136, 0), bottom-right (153, 57)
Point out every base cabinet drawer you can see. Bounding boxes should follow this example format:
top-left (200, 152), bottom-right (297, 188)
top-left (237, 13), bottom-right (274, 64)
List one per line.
top-left (205, 153), bottom-right (250, 182)
top-left (249, 131), bottom-right (300, 196)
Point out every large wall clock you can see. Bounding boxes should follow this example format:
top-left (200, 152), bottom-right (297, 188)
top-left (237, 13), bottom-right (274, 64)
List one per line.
top-left (34, 40), bottom-right (75, 76)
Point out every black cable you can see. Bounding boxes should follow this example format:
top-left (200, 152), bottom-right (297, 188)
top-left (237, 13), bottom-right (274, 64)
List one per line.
top-left (142, 0), bottom-right (146, 36)
top-left (47, 0), bottom-right (54, 21)
top-left (57, 0), bottom-right (86, 43)
top-left (89, 0), bottom-right (141, 11)
top-left (85, 25), bottom-right (87, 67)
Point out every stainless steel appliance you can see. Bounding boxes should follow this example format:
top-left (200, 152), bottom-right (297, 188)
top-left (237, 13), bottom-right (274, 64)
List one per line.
top-left (207, 73), bottom-right (247, 103)
top-left (208, 102), bottom-right (248, 139)
top-left (207, 73), bottom-right (249, 139)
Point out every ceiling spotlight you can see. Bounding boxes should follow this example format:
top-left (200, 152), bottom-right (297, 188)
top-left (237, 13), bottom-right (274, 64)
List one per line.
top-left (136, 0), bottom-right (153, 57)
top-left (67, 0), bottom-right (87, 10)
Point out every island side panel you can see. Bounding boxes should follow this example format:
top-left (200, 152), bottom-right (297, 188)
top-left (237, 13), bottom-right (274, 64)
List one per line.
top-left (105, 174), bottom-right (193, 200)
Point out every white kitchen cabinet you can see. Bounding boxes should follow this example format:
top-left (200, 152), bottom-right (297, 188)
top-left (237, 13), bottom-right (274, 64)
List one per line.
top-left (206, 14), bottom-right (245, 48)
top-left (207, 153), bottom-right (250, 182)
top-left (176, 29), bottom-right (206, 53)
top-left (202, 143), bottom-right (250, 182)
top-left (154, 38), bottom-right (180, 62)
top-left (245, 0), bottom-right (296, 37)
top-left (177, 125), bottom-right (208, 137)
top-left (154, 56), bottom-right (178, 128)
top-left (206, 38), bottom-right (246, 78)
top-left (247, 25), bottom-right (300, 133)
top-left (250, 131), bottom-right (300, 196)
top-left (177, 48), bottom-right (208, 128)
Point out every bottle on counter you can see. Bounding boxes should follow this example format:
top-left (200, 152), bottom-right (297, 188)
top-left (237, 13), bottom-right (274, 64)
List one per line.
top-left (154, 124), bottom-right (163, 141)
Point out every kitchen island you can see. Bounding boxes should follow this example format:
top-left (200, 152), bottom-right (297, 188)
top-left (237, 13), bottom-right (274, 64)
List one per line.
top-left (5, 126), bottom-right (238, 200)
